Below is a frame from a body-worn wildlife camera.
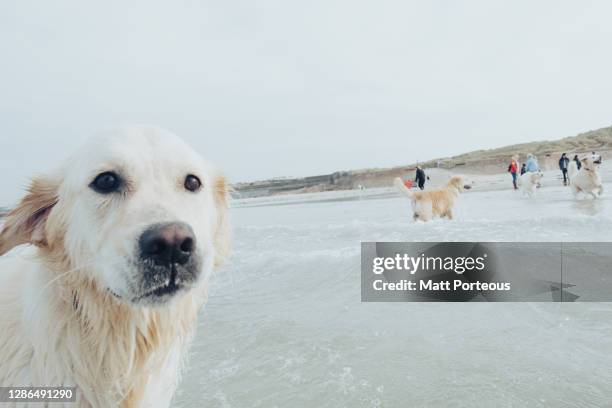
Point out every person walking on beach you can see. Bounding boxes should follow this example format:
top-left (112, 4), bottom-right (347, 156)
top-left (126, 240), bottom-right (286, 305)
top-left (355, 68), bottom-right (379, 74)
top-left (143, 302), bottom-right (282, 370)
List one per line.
top-left (520, 163), bottom-right (527, 175)
top-left (525, 154), bottom-right (540, 172)
top-left (559, 153), bottom-right (570, 185)
top-left (573, 154), bottom-right (581, 170)
top-left (414, 166), bottom-right (428, 190)
top-left (507, 155), bottom-right (519, 189)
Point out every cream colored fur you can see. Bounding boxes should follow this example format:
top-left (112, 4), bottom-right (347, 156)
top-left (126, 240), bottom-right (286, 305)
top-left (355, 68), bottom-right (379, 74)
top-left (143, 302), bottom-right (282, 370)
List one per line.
top-left (394, 176), bottom-right (469, 221)
top-left (568, 155), bottom-right (603, 199)
top-left (0, 126), bottom-right (230, 407)
top-left (518, 171), bottom-right (543, 198)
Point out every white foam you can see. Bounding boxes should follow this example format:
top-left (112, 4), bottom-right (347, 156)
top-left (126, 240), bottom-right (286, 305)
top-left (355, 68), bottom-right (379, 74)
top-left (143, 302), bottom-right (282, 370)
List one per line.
top-left (175, 167), bottom-right (612, 407)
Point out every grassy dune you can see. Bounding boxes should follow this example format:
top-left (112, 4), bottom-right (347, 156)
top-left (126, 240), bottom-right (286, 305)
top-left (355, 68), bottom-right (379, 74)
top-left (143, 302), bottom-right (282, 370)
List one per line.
top-left (235, 125), bottom-right (612, 196)
top-left (448, 126), bottom-right (612, 163)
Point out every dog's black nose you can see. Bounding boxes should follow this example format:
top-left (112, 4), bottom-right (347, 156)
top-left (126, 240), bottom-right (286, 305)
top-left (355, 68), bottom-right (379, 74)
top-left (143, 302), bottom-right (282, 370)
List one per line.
top-left (139, 222), bottom-right (196, 265)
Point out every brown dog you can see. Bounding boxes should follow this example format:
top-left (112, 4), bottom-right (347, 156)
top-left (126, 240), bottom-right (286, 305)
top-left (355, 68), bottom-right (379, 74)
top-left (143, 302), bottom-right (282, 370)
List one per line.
top-left (394, 176), bottom-right (471, 221)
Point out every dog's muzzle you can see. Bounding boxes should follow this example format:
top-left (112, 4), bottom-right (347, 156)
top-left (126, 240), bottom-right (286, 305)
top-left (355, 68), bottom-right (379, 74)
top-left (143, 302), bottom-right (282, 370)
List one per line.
top-left (136, 222), bottom-right (201, 302)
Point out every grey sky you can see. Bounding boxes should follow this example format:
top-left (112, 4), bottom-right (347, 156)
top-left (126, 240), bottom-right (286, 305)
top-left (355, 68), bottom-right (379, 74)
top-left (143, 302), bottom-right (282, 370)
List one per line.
top-left (1, 0), bottom-right (612, 205)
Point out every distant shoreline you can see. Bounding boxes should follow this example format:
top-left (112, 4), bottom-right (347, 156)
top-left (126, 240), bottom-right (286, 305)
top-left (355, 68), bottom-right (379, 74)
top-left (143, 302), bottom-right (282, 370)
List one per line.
top-left (234, 126), bottom-right (612, 198)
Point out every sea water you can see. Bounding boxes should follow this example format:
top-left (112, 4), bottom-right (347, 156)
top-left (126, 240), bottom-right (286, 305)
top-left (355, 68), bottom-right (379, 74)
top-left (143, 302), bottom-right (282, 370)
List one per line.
top-left (175, 172), bottom-right (612, 407)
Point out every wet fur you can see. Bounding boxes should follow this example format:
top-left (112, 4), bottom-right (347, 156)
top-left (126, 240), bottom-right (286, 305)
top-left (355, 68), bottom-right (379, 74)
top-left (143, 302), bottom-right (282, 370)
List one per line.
top-left (568, 156), bottom-right (603, 199)
top-left (0, 127), bottom-right (230, 407)
top-left (518, 172), bottom-right (543, 198)
top-left (394, 176), bottom-right (467, 221)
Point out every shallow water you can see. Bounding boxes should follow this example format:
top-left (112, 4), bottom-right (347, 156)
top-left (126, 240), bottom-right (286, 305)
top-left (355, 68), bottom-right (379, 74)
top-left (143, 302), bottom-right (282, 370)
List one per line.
top-left (174, 177), bottom-right (612, 407)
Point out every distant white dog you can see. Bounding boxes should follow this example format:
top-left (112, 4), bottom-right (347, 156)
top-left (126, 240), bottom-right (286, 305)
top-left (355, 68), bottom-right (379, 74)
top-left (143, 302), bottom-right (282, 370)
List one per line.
top-left (0, 126), bottom-right (230, 407)
top-left (518, 171), bottom-right (543, 198)
top-left (568, 154), bottom-right (603, 198)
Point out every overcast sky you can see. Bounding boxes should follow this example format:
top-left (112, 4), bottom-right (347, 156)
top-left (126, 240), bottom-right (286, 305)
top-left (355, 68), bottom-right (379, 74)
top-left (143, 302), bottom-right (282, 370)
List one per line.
top-left (1, 0), bottom-right (612, 205)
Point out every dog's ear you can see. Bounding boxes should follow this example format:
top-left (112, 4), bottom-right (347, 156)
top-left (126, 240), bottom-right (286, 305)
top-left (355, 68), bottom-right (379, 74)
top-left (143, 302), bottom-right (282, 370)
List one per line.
top-left (212, 174), bottom-right (231, 268)
top-left (0, 176), bottom-right (60, 255)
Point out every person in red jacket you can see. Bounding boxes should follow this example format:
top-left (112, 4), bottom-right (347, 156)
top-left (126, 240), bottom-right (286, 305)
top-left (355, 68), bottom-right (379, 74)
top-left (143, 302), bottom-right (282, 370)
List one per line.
top-left (507, 155), bottom-right (519, 190)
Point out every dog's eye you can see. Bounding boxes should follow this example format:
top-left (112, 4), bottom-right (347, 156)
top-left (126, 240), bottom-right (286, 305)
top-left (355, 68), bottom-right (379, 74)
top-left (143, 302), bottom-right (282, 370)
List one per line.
top-left (90, 172), bottom-right (122, 194)
top-left (184, 175), bottom-right (202, 192)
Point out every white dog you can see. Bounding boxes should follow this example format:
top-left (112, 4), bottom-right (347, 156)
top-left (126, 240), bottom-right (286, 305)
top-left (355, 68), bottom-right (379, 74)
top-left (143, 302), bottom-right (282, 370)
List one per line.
top-left (568, 154), bottom-right (603, 199)
top-left (0, 126), bottom-right (230, 407)
top-left (518, 171), bottom-right (543, 198)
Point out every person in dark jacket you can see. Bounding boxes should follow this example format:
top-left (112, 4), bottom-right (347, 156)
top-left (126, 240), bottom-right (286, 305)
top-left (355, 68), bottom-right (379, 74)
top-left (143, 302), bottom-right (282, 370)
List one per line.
top-left (414, 166), bottom-right (428, 190)
top-left (520, 163), bottom-right (527, 175)
top-left (573, 154), bottom-right (581, 170)
top-left (559, 153), bottom-right (570, 185)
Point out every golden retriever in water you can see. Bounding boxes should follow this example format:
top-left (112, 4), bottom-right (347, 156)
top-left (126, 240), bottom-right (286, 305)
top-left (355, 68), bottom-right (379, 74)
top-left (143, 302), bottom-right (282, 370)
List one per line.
top-left (0, 126), bottom-right (230, 407)
top-left (394, 176), bottom-right (471, 221)
top-left (518, 171), bottom-right (543, 198)
top-left (568, 154), bottom-right (603, 199)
